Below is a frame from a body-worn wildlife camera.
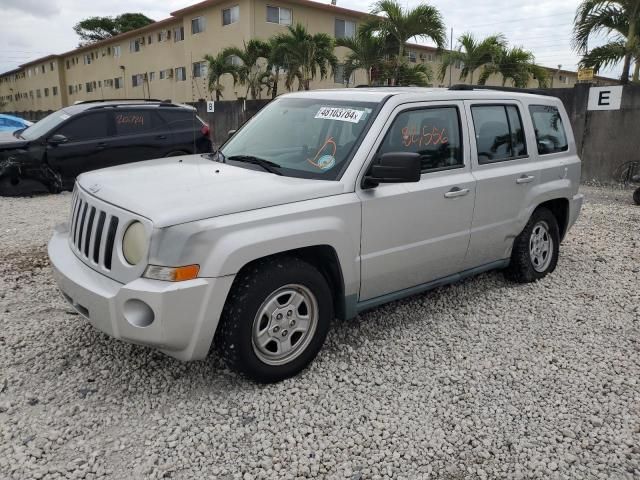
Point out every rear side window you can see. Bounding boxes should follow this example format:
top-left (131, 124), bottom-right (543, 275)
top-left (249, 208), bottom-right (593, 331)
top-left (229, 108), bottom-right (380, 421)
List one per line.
top-left (114, 110), bottom-right (157, 136)
top-left (529, 105), bottom-right (568, 154)
top-left (57, 112), bottom-right (110, 141)
top-left (378, 106), bottom-right (463, 173)
top-left (157, 109), bottom-right (199, 131)
top-left (471, 105), bottom-right (527, 164)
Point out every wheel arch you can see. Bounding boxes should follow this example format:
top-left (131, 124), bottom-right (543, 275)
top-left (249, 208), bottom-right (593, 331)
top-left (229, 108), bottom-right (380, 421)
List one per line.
top-left (230, 245), bottom-right (349, 320)
top-left (534, 197), bottom-right (570, 240)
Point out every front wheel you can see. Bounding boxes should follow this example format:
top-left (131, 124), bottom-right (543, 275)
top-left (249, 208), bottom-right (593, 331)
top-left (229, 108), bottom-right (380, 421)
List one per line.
top-left (505, 207), bottom-right (560, 283)
top-left (633, 187), bottom-right (640, 206)
top-left (215, 256), bottom-right (333, 383)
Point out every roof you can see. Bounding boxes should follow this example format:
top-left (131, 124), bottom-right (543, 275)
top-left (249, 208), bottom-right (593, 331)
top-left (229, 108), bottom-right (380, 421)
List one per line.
top-left (171, 0), bottom-right (369, 19)
top-left (60, 99), bottom-right (194, 115)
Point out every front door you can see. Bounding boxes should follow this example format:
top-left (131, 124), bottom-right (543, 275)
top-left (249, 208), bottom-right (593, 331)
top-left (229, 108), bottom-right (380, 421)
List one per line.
top-left (46, 111), bottom-right (113, 182)
top-left (463, 101), bottom-right (540, 269)
top-left (357, 102), bottom-right (476, 301)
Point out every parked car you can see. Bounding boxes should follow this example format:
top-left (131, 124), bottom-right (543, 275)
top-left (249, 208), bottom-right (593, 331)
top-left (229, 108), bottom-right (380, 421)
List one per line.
top-left (0, 100), bottom-right (212, 196)
top-left (0, 113), bottom-right (33, 133)
top-left (48, 88), bottom-right (583, 382)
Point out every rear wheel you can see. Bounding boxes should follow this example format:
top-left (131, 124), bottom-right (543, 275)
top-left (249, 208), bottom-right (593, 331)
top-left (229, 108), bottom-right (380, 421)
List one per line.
top-left (505, 207), bottom-right (560, 283)
top-left (215, 256), bottom-right (333, 383)
top-left (164, 151), bottom-right (188, 157)
top-left (633, 187), bottom-right (640, 205)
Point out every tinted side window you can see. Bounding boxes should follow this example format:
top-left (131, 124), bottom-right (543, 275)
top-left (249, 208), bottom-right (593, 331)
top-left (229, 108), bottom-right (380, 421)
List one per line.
top-left (114, 110), bottom-right (156, 136)
top-left (378, 107), bottom-right (463, 173)
top-left (157, 109), bottom-right (196, 131)
top-left (471, 105), bottom-right (527, 164)
top-left (529, 105), bottom-right (568, 154)
top-left (57, 112), bottom-right (110, 141)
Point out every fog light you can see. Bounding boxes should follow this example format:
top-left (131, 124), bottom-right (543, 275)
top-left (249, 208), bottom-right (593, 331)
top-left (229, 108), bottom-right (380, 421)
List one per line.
top-left (123, 299), bottom-right (154, 328)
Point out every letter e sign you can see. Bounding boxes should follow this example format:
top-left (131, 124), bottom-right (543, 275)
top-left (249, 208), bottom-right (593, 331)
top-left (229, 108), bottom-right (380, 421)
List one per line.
top-left (587, 86), bottom-right (623, 111)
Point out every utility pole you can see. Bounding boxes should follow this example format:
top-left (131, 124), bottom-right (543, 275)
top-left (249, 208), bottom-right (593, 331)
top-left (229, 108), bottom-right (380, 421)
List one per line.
top-left (448, 27), bottom-right (453, 87)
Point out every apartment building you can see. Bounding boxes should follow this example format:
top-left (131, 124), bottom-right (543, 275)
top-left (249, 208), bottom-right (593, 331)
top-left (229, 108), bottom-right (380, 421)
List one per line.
top-left (0, 0), bottom-right (618, 113)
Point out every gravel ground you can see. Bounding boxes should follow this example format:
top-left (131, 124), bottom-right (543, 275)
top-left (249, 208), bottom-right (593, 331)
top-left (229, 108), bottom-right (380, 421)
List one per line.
top-left (0, 185), bottom-right (639, 480)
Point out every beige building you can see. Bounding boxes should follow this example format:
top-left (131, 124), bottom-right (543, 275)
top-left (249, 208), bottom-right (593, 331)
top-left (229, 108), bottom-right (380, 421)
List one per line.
top-left (0, 0), bottom-right (618, 113)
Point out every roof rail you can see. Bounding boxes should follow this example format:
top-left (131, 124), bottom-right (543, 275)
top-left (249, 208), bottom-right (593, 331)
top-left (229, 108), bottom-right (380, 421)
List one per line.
top-left (448, 84), bottom-right (551, 94)
top-left (73, 98), bottom-right (168, 105)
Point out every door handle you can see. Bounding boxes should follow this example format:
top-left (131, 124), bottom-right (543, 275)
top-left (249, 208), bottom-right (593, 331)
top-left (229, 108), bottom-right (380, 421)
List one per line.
top-left (516, 174), bottom-right (535, 184)
top-left (95, 142), bottom-right (107, 150)
top-left (444, 187), bottom-right (470, 198)
top-left (156, 135), bottom-right (167, 140)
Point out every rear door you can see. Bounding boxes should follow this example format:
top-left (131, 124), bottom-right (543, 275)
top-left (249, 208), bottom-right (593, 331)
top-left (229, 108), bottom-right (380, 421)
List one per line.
top-left (463, 101), bottom-right (540, 269)
top-left (46, 111), bottom-right (113, 179)
top-left (107, 108), bottom-right (172, 165)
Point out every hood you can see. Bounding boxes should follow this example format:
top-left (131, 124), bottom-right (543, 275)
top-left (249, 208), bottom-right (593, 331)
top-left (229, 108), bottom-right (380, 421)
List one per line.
top-left (78, 154), bottom-right (345, 227)
top-left (0, 131), bottom-right (28, 150)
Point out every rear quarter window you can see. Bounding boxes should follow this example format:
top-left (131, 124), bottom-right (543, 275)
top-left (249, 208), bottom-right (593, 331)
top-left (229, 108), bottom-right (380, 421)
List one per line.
top-left (529, 105), bottom-right (568, 155)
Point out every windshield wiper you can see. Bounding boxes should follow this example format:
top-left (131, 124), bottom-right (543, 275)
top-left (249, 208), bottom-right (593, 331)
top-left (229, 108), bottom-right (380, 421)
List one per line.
top-left (227, 155), bottom-right (282, 175)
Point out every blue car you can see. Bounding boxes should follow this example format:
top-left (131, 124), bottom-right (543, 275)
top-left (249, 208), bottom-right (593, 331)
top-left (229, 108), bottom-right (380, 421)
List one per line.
top-left (0, 114), bottom-right (33, 133)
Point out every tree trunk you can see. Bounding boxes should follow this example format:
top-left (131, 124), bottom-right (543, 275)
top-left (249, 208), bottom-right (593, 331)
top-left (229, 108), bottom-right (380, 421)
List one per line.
top-left (633, 61), bottom-right (639, 82)
top-left (367, 67), bottom-right (372, 86)
top-left (396, 42), bottom-right (405, 86)
top-left (272, 70), bottom-right (279, 99)
top-left (622, 16), bottom-right (637, 85)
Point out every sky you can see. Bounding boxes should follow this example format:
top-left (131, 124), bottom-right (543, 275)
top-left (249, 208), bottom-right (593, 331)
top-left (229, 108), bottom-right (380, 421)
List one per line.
top-left (0, 0), bottom-right (622, 79)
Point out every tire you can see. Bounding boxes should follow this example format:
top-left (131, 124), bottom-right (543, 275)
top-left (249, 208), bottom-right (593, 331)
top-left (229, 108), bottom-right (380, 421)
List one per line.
top-left (164, 151), bottom-right (188, 157)
top-left (215, 256), bottom-right (333, 383)
top-left (633, 187), bottom-right (640, 206)
top-left (505, 207), bottom-right (560, 283)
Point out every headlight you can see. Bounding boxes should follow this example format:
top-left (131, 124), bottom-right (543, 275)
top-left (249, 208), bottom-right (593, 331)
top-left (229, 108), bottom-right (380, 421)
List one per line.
top-left (122, 221), bottom-right (147, 265)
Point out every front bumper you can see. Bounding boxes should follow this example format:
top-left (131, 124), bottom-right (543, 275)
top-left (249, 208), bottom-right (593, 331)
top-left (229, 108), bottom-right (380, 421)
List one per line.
top-left (48, 224), bottom-right (235, 361)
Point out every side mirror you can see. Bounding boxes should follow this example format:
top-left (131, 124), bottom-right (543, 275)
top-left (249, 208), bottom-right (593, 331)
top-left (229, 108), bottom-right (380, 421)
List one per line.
top-left (47, 134), bottom-right (68, 146)
top-left (227, 129), bottom-right (237, 139)
top-left (363, 152), bottom-right (421, 188)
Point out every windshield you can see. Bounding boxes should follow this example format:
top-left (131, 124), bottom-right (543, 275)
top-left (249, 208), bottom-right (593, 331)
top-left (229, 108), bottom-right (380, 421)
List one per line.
top-left (19, 110), bottom-right (72, 140)
top-left (220, 97), bottom-right (379, 180)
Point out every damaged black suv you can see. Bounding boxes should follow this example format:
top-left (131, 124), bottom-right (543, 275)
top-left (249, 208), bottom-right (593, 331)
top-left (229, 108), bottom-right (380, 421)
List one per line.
top-left (0, 99), bottom-right (212, 196)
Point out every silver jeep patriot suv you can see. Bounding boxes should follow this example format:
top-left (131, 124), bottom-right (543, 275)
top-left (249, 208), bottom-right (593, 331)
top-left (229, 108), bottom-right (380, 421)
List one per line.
top-left (49, 88), bottom-right (583, 382)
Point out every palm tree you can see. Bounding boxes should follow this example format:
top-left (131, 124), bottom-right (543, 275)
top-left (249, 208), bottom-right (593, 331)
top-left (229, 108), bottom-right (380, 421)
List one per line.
top-left (336, 29), bottom-right (385, 86)
top-left (479, 46), bottom-right (549, 88)
top-left (223, 40), bottom-right (272, 99)
top-left (439, 33), bottom-right (506, 84)
top-left (272, 24), bottom-right (338, 90)
top-left (573, 0), bottom-right (640, 84)
top-left (203, 51), bottom-right (242, 101)
top-left (363, 0), bottom-right (446, 84)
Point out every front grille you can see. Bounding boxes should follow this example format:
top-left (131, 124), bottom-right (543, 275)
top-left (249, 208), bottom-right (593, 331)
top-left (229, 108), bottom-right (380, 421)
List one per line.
top-left (69, 188), bottom-right (120, 271)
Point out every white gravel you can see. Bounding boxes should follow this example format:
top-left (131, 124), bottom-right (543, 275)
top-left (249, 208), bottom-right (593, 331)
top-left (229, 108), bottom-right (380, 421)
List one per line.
top-left (0, 185), bottom-right (639, 480)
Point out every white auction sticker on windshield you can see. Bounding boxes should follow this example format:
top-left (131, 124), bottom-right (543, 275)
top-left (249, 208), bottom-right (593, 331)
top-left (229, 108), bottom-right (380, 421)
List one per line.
top-left (315, 106), bottom-right (364, 123)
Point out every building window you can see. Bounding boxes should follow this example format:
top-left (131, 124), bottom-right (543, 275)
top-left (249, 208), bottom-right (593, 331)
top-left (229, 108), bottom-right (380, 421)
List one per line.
top-left (334, 64), bottom-right (346, 84)
top-left (113, 46), bottom-right (121, 57)
top-left (66, 60), bottom-right (70, 69)
top-left (84, 54), bottom-right (91, 65)
top-left (158, 31), bottom-right (165, 42)
top-left (44, 88), bottom-right (49, 97)
top-left (41, 65), bottom-right (46, 73)
top-left (228, 55), bottom-right (242, 67)
top-left (132, 74), bottom-right (144, 87)
top-left (147, 35), bottom-right (152, 44)
top-left (192, 16), bottom-right (206, 34)
top-left (86, 82), bottom-right (94, 93)
top-left (335, 19), bottom-right (356, 39)
top-left (266, 6), bottom-right (292, 25)
top-left (114, 77), bottom-right (123, 89)
top-left (192, 61), bottom-right (207, 78)
top-left (50, 62), bottom-right (55, 71)
top-left (408, 51), bottom-right (417, 63)
top-left (175, 67), bottom-right (187, 81)
top-left (174, 26), bottom-right (185, 42)
top-left (53, 86), bottom-right (58, 96)
top-left (130, 39), bottom-right (141, 52)
top-left (223, 5), bottom-right (240, 25)
top-left (36, 89), bottom-right (42, 98)
top-left (149, 71), bottom-right (156, 81)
